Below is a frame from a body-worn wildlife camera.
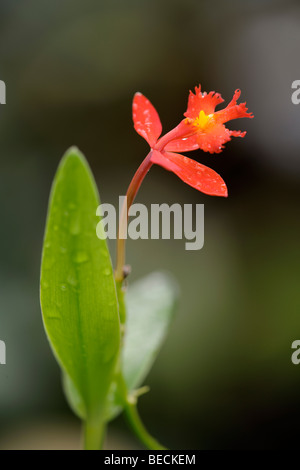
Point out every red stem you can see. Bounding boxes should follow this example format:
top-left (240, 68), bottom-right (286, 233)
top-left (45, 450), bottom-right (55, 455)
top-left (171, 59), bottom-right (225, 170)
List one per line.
top-left (115, 151), bottom-right (153, 281)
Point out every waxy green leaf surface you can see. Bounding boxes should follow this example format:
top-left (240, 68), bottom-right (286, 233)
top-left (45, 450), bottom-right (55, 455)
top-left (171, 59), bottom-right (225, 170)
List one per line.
top-left (105, 272), bottom-right (178, 422)
top-left (40, 148), bottom-right (120, 420)
top-left (123, 272), bottom-right (178, 391)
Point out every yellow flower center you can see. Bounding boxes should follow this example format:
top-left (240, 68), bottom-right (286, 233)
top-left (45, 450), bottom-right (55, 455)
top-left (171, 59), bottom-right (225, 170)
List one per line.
top-left (187, 110), bottom-right (215, 130)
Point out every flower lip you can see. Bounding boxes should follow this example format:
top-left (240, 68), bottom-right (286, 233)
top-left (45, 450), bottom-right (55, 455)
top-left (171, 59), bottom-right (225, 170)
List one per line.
top-left (186, 110), bottom-right (215, 131)
top-left (184, 86), bottom-right (253, 125)
top-left (165, 85), bottom-right (253, 154)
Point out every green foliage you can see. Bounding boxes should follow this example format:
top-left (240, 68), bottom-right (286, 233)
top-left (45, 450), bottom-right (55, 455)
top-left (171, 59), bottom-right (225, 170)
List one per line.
top-left (105, 272), bottom-right (178, 421)
top-left (40, 147), bottom-right (120, 421)
top-left (123, 272), bottom-right (178, 391)
top-left (40, 148), bottom-right (178, 445)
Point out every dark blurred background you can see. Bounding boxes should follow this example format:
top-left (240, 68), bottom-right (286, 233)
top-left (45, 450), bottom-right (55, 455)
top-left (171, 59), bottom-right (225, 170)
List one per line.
top-left (0, 0), bottom-right (300, 450)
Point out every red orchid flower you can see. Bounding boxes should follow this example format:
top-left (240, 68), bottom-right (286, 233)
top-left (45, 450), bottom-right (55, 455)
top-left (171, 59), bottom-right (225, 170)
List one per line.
top-left (133, 86), bottom-right (253, 198)
top-left (115, 85), bottom-right (253, 281)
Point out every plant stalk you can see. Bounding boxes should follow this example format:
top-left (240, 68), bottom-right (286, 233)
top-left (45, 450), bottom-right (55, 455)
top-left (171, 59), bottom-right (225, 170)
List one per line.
top-left (83, 418), bottom-right (106, 450)
top-left (115, 151), bottom-right (153, 282)
top-left (124, 400), bottom-right (167, 450)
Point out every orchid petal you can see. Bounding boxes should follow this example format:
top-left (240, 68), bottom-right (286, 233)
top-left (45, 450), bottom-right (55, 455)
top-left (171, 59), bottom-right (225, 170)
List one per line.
top-left (150, 150), bottom-right (228, 197)
top-left (213, 89), bottom-right (253, 124)
top-left (195, 123), bottom-right (232, 154)
top-left (184, 85), bottom-right (224, 118)
top-left (132, 93), bottom-right (162, 147)
top-left (164, 134), bottom-right (200, 153)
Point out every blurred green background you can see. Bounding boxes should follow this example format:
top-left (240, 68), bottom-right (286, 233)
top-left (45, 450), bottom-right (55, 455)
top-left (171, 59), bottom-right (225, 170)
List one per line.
top-left (0, 0), bottom-right (300, 450)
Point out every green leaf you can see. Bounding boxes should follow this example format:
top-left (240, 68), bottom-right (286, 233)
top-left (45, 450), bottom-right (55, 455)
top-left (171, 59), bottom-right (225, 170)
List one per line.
top-left (40, 147), bottom-right (120, 420)
top-left (104, 272), bottom-right (178, 422)
top-left (62, 372), bottom-right (86, 420)
top-left (122, 272), bottom-right (178, 391)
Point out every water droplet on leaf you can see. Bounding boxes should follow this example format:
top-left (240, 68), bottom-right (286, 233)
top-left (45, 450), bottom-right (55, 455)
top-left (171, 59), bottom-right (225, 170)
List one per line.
top-left (67, 274), bottom-right (78, 287)
top-left (73, 251), bottom-right (89, 264)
